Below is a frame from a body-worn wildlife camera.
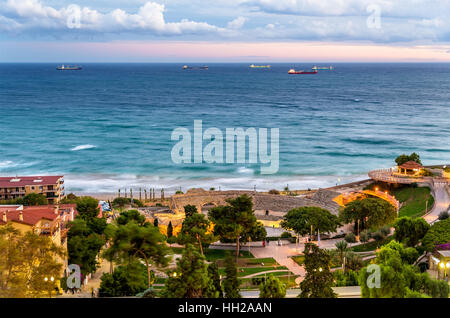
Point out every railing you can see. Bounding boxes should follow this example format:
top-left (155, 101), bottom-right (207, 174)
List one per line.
top-left (362, 189), bottom-right (400, 211)
top-left (368, 169), bottom-right (427, 184)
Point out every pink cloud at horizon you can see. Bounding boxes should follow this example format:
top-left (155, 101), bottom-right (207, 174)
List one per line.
top-left (3, 41), bottom-right (450, 62)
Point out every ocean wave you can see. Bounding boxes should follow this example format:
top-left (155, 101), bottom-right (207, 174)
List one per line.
top-left (0, 160), bottom-right (16, 169)
top-left (71, 144), bottom-right (97, 151)
top-left (341, 137), bottom-right (395, 145)
top-left (237, 167), bottom-right (254, 174)
top-left (62, 173), bottom-right (367, 195)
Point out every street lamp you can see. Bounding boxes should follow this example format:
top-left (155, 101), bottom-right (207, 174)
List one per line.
top-left (44, 276), bottom-right (55, 297)
top-left (439, 261), bottom-right (450, 280)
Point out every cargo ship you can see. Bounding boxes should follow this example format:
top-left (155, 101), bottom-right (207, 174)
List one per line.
top-left (56, 65), bottom-right (82, 70)
top-left (288, 69), bottom-right (318, 74)
top-left (312, 65), bottom-right (334, 70)
top-left (182, 65), bottom-right (208, 70)
top-left (249, 64), bottom-right (271, 69)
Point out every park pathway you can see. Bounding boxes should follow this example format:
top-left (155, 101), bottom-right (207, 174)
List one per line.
top-left (424, 182), bottom-right (450, 224)
top-left (249, 241), bottom-right (306, 284)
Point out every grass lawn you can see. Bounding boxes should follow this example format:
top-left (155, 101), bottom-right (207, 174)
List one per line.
top-left (244, 257), bottom-right (277, 266)
top-left (170, 247), bottom-right (253, 261)
top-left (365, 183), bottom-right (434, 219)
top-left (204, 249), bottom-right (253, 261)
top-left (219, 265), bottom-right (288, 277)
top-left (291, 255), bottom-right (305, 266)
top-left (393, 186), bottom-right (434, 218)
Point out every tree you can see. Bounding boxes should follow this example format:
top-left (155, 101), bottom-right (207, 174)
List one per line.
top-left (205, 262), bottom-right (223, 298)
top-left (0, 225), bottom-right (65, 297)
top-left (223, 253), bottom-right (241, 298)
top-left (241, 222), bottom-right (267, 245)
top-left (394, 217), bottom-right (430, 247)
top-left (335, 240), bottom-right (348, 265)
top-left (395, 152), bottom-right (422, 166)
top-left (67, 218), bottom-right (106, 276)
top-left (281, 207), bottom-right (341, 240)
top-left (177, 213), bottom-right (216, 255)
top-left (116, 210), bottom-right (147, 227)
top-left (209, 195), bottom-right (264, 261)
top-left (76, 196), bottom-right (101, 219)
top-left (21, 193), bottom-right (48, 206)
top-left (60, 193), bottom-right (78, 204)
top-left (360, 240), bottom-right (447, 298)
top-left (112, 197), bottom-right (130, 209)
top-left (99, 261), bottom-right (148, 297)
top-left (105, 221), bottom-right (171, 288)
top-left (421, 218), bottom-right (450, 251)
top-left (163, 245), bottom-right (210, 298)
top-left (259, 274), bottom-right (286, 298)
top-left (184, 205), bottom-right (198, 218)
top-left (340, 197), bottom-right (397, 232)
top-left (167, 221), bottom-right (173, 238)
top-left (299, 244), bottom-right (336, 298)
top-left (67, 196), bottom-right (107, 276)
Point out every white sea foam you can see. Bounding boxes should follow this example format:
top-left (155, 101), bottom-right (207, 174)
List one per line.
top-left (71, 144), bottom-right (97, 151)
top-left (0, 160), bottom-right (16, 169)
top-left (237, 167), bottom-right (254, 174)
top-left (63, 173), bottom-right (367, 195)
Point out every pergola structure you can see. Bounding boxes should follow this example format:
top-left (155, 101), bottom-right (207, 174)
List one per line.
top-left (397, 160), bottom-right (423, 175)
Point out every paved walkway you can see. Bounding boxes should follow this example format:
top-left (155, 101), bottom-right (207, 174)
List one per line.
top-left (58, 257), bottom-right (111, 298)
top-left (241, 269), bottom-right (291, 279)
top-left (249, 241), bottom-right (305, 285)
top-left (424, 183), bottom-right (450, 224)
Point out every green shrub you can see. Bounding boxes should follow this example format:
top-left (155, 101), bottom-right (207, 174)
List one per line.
top-left (422, 218), bottom-right (450, 251)
top-left (359, 230), bottom-right (370, 243)
top-left (438, 211), bottom-right (449, 220)
top-left (344, 232), bottom-right (356, 243)
top-left (280, 232), bottom-right (292, 238)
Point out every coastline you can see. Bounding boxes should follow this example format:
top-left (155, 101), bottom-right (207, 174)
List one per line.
top-left (63, 173), bottom-right (369, 196)
top-left (73, 178), bottom-right (374, 201)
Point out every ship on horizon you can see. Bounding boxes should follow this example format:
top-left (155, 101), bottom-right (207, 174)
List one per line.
top-left (182, 65), bottom-right (208, 70)
top-left (56, 65), bottom-right (82, 70)
top-left (249, 64), bottom-right (271, 69)
top-left (312, 65), bottom-right (334, 70)
top-left (288, 68), bottom-right (318, 74)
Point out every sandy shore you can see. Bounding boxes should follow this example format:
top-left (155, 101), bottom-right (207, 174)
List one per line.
top-left (73, 178), bottom-right (372, 201)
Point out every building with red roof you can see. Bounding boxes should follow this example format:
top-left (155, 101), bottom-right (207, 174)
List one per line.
top-left (0, 203), bottom-right (78, 246)
top-left (0, 176), bottom-right (65, 204)
top-left (397, 161), bottom-right (424, 175)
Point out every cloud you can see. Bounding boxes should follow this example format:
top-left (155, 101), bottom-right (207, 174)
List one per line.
top-left (227, 16), bottom-right (247, 29)
top-left (243, 0), bottom-right (447, 19)
top-left (0, 0), bottom-right (449, 43)
top-left (0, 0), bottom-right (232, 36)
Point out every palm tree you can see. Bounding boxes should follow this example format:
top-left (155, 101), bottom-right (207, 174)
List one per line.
top-left (335, 240), bottom-right (348, 265)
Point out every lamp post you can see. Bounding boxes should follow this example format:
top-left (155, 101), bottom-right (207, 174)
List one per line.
top-left (439, 261), bottom-right (450, 281)
top-left (44, 276), bottom-right (55, 298)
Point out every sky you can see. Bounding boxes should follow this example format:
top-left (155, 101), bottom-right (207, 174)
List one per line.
top-left (0, 0), bottom-right (450, 62)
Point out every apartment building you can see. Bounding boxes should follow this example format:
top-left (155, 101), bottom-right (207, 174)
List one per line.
top-left (0, 176), bottom-right (65, 204)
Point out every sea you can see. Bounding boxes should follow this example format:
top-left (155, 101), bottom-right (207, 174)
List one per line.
top-left (0, 63), bottom-right (449, 194)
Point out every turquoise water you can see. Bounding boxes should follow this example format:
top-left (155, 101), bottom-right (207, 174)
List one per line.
top-left (0, 63), bottom-right (449, 193)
